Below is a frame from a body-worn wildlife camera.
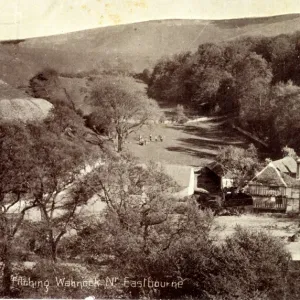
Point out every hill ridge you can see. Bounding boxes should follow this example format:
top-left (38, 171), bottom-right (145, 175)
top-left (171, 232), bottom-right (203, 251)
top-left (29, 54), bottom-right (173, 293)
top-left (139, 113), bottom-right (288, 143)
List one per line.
top-left (1, 13), bottom-right (300, 86)
top-left (1, 13), bottom-right (300, 43)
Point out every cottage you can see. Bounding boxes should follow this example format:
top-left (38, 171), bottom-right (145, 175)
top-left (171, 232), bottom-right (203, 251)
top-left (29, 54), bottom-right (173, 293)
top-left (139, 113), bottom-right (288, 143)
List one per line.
top-left (245, 157), bottom-right (300, 212)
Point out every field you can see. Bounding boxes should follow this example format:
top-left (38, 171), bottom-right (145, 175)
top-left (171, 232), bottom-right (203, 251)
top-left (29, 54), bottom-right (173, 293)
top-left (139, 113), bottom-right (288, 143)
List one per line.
top-left (126, 118), bottom-right (247, 167)
top-left (214, 214), bottom-right (300, 260)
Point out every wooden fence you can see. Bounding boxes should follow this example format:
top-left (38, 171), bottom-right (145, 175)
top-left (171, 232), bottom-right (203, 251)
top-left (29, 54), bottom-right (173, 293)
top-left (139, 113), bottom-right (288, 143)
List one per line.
top-left (253, 197), bottom-right (287, 212)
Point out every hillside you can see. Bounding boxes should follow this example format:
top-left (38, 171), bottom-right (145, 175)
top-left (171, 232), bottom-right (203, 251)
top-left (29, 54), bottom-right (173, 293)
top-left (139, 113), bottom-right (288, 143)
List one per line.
top-left (1, 14), bottom-right (300, 86)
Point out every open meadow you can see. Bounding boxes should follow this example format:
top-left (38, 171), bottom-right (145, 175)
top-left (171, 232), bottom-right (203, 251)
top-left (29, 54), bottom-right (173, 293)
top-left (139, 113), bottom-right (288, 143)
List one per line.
top-left (126, 119), bottom-right (247, 167)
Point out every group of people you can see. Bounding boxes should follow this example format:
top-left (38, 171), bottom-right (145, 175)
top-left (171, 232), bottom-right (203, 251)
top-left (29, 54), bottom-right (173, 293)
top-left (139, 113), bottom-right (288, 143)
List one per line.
top-left (139, 134), bottom-right (164, 145)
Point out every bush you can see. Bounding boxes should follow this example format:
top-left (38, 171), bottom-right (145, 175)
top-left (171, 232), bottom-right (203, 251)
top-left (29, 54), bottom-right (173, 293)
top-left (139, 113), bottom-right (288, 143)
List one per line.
top-left (96, 223), bottom-right (291, 299)
top-left (202, 227), bottom-right (291, 300)
top-left (173, 104), bottom-right (189, 124)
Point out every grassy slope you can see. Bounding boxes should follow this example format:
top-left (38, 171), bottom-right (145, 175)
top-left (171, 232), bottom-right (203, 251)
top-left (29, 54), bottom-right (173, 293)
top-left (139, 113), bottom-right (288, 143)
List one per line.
top-left (1, 14), bottom-right (300, 86)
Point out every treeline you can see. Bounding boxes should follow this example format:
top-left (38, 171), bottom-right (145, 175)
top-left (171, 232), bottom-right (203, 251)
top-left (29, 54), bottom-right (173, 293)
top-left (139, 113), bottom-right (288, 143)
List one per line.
top-left (148, 31), bottom-right (300, 154)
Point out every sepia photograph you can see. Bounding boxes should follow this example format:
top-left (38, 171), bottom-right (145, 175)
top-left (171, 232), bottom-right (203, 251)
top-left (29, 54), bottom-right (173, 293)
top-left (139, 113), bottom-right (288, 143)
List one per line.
top-left (0, 0), bottom-right (300, 299)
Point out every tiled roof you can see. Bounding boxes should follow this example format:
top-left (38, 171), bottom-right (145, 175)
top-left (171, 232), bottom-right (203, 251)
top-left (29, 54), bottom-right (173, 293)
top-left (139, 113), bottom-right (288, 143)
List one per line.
top-left (206, 161), bottom-right (225, 177)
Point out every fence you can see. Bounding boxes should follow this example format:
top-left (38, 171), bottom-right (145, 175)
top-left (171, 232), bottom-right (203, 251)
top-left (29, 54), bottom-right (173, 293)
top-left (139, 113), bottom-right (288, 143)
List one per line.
top-left (253, 196), bottom-right (287, 212)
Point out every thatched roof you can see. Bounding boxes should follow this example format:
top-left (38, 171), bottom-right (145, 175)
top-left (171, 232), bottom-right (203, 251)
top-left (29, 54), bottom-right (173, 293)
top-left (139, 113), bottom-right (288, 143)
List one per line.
top-left (281, 173), bottom-right (300, 188)
top-left (137, 162), bottom-right (194, 189)
top-left (249, 160), bottom-right (300, 188)
top-left (0, 80), bottom-right (53, 122)
top-left (272, 156), bottom-right (297, 175)
top-left (162, 164), bottom-right (193, 188)
top-left (249, 164), bottom-right (287, 187)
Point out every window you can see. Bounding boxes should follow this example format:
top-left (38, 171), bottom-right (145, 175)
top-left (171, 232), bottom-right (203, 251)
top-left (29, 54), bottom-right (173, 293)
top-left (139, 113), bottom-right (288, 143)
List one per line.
top-left (269, 185), bottom-right (279, 191)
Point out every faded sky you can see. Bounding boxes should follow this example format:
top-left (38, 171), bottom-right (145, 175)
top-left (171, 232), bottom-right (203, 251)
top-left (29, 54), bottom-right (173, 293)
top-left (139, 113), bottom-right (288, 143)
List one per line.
top-left (0, 0), bottom-right (299, 40)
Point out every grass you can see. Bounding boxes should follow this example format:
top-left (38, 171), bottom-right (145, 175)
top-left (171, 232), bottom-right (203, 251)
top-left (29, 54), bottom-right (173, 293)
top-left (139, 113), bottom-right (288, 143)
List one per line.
top-left (126, 119), bottom-right (247, 167)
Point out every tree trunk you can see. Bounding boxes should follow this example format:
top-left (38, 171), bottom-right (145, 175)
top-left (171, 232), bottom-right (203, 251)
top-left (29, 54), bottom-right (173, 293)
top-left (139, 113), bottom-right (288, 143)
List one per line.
top-left (117, 134), bottom-right (123, 152)
top-left (49, 231), bottom-right (57, 262)
top-left (51, 243), bottom-right (57, 262)
top-left (2, 239), bottom-right (12, 296)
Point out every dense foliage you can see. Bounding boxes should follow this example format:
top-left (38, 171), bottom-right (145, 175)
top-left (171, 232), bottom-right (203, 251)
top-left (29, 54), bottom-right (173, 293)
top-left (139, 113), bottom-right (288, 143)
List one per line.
top-left (148, 32), bottom-right (300, 153)
top-left (216, 144), bottom-right (261, 187)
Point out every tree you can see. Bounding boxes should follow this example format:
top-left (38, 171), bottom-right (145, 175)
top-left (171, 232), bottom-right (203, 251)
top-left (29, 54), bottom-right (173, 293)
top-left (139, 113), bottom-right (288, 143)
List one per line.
top-left (0, 122), bottom-right (37, 296)
top-left (191, 67), bottom-right (232, 113)
top-left (202, 227), bottom-right (291, 300)
top-left (29, 68), bottom-right (76, 109)
top-left (84, 154), bottom-right (178, 226)
top-left (173, 104), bottom-right (188, 123)
top-left (282, 146), bottom-right (297, 160)
top-left (234, 53), bottom-right (273, 123)
top-left (24, 123), bottom-right (93, 262)
top-left (148, 57), bottom-right (180, 100)
top-left (88, 77), bottom-right (160, 152)
top-left (270, 81), bottom-right (300, 152)
top-left (70, 154), bottom-right (215, 298)
top-left (268, 35), bottom-right (295, 84)
top-left (0, 116), bottom-right (95, 296)
top-left (141, 68), bottom-right (151, 84)
top-left (216, 144), bottom-right (261, 187)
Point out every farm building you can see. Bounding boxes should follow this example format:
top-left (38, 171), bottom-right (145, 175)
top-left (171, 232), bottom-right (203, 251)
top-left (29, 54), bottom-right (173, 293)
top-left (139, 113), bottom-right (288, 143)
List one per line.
top-left (195, 161), bottom-right (234, 194)
top-left (245, 156), bottom-right (300, 212)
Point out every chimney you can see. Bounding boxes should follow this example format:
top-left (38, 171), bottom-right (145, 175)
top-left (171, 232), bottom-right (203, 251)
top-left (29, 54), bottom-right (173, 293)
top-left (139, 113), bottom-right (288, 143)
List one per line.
top-left (297, 158), bottom-right (300, 180)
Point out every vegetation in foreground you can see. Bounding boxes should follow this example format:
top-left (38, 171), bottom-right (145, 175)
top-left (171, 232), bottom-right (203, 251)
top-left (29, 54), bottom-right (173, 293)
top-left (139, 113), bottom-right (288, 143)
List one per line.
top-left (0, 98), bottom-right (295, 299)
